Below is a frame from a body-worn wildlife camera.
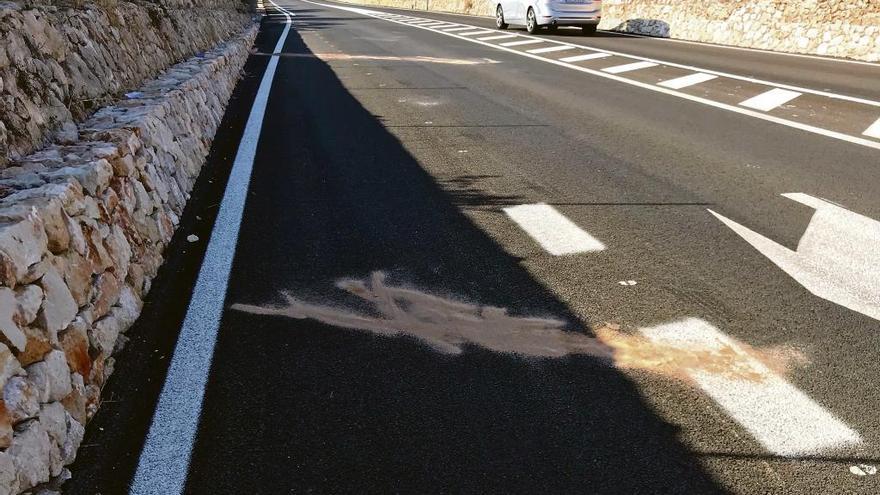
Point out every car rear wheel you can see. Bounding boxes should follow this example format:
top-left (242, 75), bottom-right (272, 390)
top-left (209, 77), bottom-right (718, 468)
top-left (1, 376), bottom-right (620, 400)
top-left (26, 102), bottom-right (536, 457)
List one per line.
top-left (581, 24), bottom-right (598, 36)
top-left (495, 5), bottom-right (508, 29)
top-left (526, 8), bottom-right (538, 34)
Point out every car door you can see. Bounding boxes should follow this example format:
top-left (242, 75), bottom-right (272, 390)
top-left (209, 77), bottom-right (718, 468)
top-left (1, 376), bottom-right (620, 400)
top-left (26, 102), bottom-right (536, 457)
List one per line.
top-left (500, 0), bottom-right (522, 22)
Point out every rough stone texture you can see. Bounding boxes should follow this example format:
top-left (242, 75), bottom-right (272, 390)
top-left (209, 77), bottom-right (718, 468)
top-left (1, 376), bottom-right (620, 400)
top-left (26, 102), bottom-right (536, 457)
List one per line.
top-left (600, 0), bottom-right (880, 62)
top-left (0, 0), bottom-right (253, 168)
top-left (340, 0), bottom-right (880, 62)
top-left (0, 21), bottom-right (258, 493)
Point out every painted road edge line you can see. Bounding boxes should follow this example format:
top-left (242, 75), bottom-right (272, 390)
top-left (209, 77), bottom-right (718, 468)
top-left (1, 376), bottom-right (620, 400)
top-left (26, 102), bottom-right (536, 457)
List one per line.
top-left (128, 4), bottom-right (291, 495)
top-left (740, 88), bottom-right (802, 112)
top-left (640, 318), bottom-right (862, 456)
top-left (658, 72), bottom-right (718, 89)
top-left (503, 203), bottom-right (606, 256)
top-left (315, 3), bottom-right (880, 151)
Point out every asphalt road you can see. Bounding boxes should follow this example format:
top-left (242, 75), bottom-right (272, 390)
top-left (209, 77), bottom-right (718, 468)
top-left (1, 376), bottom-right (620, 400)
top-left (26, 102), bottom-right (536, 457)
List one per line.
top-left (67, 2), bottom-right (880, 494)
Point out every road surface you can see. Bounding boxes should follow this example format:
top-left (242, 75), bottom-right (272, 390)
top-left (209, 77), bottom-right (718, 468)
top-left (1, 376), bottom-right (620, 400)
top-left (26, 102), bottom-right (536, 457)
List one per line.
top-left (68, 2), bottom-right (880, 493)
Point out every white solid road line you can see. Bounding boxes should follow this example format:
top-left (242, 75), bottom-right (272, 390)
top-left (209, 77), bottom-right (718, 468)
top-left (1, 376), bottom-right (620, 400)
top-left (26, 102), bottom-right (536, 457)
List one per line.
top-left (641, 318), bottom-right (862, 456)
top-left (740, 88), bottom-right (802, 111)
top-left (602, 61), bottom-right (658, 74)
top-left (500, 39), bottom-right (545, 47)
top-left (129, 3), bottom-right (291, 495)
top-left (527, 45), bottom-right (575, 54)
top-left (559, 52), bottom-right (611, 63)
top-left (864, 117), bottom-right (880, 139)
top-left (503, 203), bottom-right (606, 256)
top-left (477, 34), bottom-right (518, 41)
top-left (658, 72), bottom-right (718, 89)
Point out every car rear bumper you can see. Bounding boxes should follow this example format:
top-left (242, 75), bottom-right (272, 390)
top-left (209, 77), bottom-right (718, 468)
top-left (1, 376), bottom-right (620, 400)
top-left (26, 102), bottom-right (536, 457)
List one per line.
top-left (540, 16), bottom-right (600, 26)
top-left (537, 2), bottom-right (601, 26)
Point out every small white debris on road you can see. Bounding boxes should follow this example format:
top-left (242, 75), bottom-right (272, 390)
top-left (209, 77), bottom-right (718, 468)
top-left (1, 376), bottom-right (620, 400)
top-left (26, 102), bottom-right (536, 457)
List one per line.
top-left (850, 464), bottom-right (877, 476)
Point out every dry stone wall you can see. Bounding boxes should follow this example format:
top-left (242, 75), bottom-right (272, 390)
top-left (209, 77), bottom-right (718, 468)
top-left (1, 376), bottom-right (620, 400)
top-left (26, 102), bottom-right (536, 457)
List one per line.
top-left (0, 0), bottom-right (253, 169)
top-left (339, 0), bottom-right (880, 62)
top-left (600, 0), bottom-right (880, 62)
top-left (0, 21), bottom-right (258, 493)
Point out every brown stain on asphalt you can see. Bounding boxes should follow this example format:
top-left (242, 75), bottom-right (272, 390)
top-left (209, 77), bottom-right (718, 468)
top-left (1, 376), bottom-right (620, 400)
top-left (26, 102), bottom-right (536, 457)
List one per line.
top-left (248, 48), bottom-right (489, 65)
top-left (231, 272), bottom-right (806, 383)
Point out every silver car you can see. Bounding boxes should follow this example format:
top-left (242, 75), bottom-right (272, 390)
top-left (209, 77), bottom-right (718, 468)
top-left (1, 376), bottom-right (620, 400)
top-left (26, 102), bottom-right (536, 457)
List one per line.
top-left (494, 0), bottom-right (602, 35)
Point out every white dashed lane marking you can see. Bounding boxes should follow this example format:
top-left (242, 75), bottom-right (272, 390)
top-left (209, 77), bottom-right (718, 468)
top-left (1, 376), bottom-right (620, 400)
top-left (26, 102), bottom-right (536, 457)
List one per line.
top-left (478, 34), bottom-right (517, 41)
top-left (500, 39), bottom-right (545, 47)
top-left (641, 318), bottom-right (862, 457)
top-left (864, 117), bottom-right (880, 139)
top-left (658, 72), bottom-right (718, 89)
top-left (527, 45), bottom-right (575, 54)
top-left (503, 203), bottom-right (606, 256)
top-left (740, 88), bottom-right (803, 111)
top-left (458, 29), bottom-right (494, 36)
top-left (559, 52), bottom-right (611, 63)
top-left (602, 61), bottom-right (659, 74)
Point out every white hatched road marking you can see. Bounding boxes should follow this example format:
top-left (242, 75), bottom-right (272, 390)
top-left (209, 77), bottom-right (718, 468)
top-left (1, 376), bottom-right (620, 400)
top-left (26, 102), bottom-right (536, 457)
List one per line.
top-left (503, 203), bottom-right (606, 256)
top-left (864, 117), bottom-right (880, 139)
top-left (559, 52), bottom-right (611, 63)
top-left (603, 61), bottom-right (659, 74)
top-left (500, 39), bottom-right (545, 47)
top-left (457, 30), bottom-right (494, 36)
top-left (477, 34), bottom-right (518, 41)
top-left (302, 2), bottom-right (880, 153)
top-left (740, 88), bottom-right (802, 111)
top-left (130, 2), bottom-right (293, 493)
top-left (640, 318), bottom-right (862, 456)
top-left (528, 45), bottom-right (575, 54)
top-left (658, 72), bottom-right (718, 89)
top-left (442, 26), bottom-right (474, 32)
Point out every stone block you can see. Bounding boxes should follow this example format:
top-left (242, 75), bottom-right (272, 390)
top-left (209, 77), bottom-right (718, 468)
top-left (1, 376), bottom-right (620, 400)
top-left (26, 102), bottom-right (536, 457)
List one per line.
top-left (3, 377), bottom-right (39, 425)
top-left (0, 290), bottom-right (26, 352)
top-left (0, 215), bottom-right (48, 286)
top-left (36, 266), bottom-right (77, 339)
top-left (25, 351), bottom-right (71, 403)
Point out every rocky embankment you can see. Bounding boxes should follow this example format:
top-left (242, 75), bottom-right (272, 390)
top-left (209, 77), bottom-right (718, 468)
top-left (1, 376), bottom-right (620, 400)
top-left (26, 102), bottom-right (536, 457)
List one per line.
top-left (0, 1), bottom-right (258, 492)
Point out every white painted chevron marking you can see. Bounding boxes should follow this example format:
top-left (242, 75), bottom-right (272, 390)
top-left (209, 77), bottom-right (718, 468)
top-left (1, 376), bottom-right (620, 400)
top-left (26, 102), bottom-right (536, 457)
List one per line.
top-left (710, 193), bottom-right (880, 322)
